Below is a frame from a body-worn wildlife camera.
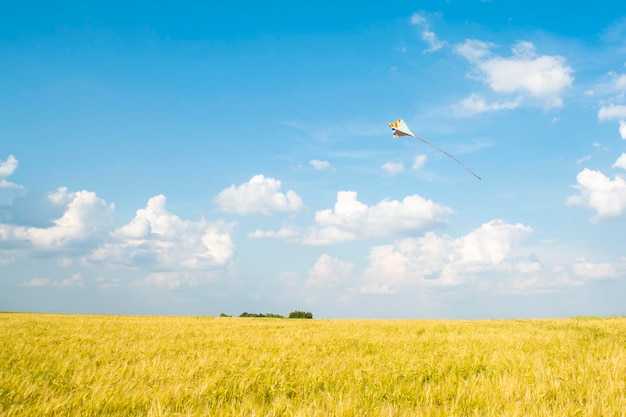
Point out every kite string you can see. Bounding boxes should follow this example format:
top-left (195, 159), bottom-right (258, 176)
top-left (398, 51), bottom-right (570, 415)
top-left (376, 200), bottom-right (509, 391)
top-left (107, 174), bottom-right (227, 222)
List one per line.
top-left (412, 135), bottom-right (482, 181)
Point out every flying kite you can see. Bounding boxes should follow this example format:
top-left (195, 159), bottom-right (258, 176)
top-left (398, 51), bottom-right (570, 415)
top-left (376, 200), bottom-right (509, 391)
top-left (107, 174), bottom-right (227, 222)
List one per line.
top-left (388, 118), bottom-right (481, 181)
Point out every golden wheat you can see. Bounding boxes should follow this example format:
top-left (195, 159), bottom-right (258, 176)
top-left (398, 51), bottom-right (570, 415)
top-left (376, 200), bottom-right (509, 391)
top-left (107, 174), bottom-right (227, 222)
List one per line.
top-left (1, 313), bottom-right (625, 416)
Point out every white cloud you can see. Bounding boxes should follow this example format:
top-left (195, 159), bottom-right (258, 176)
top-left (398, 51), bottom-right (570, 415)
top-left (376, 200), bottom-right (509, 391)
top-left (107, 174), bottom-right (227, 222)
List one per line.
top-left (132, 272), bottom-right (203, 289)
top-left (572, 258), bottom-right (617, 280)
top-left (455, 93), bottom-right (520, 115)
top-left (90, 195), bottom-right (235, 273)
top-left (598, 104), bottom-right (626, 121)
top-left (20, 273), bottom-right (85, 288)
top-left (0, 187), bottom-right (114, 248)
top-left (0, 155), bottom-right (24, 189)
top-left (410, 12), bottom-right (445, 53)
top-left (596, 86), bottom-right (626, 139)
top-left (382, 161), bottom-right (404, 175)
top-left (310, 159), bottom-right (331, 170)
top-left (610, 72), bottom-right (626, 91)
top-left (0, 155), bottom-right (18, 178)
top-left (454, 40), bottom-right (574, 108)
top-left (202, 227), bottom-right (235, 266)
top-left (248, 225), bottom-right (300, 239)
top-left (112, 217), bottom-right (151, 240)
top-left (455, 39), bottom-right (493, 62)
top-left (21, 278), bottom-right (51, 287)
top-left (25, 189), bottom-right (114, 247)
top-left (613, 153), bottom-right (626, 170)
top-left (360, 244), bottom-right (412, 294)
top-left (306, 254), bottom-right (354, 288)
top-left (412, 155), bottom-right (427, 170)
top-left (53, 273), bottom-right (84, 288)
top-left (95, 276), bottom-right (121, 290)
top-left (360, 219), bottom-right (540, 294)
top-left (567, 168), bottom-right (626, 222)
top-left (215, 174), bottom-right (304, 215)
top-left (303, 191), bottom-right (453, 245)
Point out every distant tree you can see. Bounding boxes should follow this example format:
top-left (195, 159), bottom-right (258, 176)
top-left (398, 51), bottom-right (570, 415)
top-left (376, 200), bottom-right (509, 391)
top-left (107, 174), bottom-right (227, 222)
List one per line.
top-left (238, 312), bottom-right (285, 318)
top-left (219, 313), bottom-right (231, 317)
top-left (288, 310), bottom-right (313, 319)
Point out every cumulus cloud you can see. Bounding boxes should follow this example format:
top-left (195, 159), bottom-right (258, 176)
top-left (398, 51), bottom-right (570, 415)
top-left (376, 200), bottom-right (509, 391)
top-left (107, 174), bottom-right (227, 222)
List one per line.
top-left (306, 254), bottom-right (354, 288)
top-left (598, 104), bottom-right (626, 121)
top-left (251, 191), bottom-right (452, 245)
top-left (0, 187), bottom-right (114, 249)
top-left (302, 191), bottom-right (453, 245)
top-left (27, 189), bottom-right (114, 247)
top-left (598, 108), bottom-right (626, 139)
top-left (310, 159), bottom-right (331, 170)
top-left (215, 174), bottom-right (304, 215)
top-left (0, 155), bottom-right (24, 189)
top-left (360, 219), bottom-right (539, 294)
top-left (455, 93), bottom-right (520, 115)
top-left (567, 168), bottom-right (626, 222)
top-left (454, 40), bottom-right (574, 108)
top-left (90, 195), bottom-right (235, 274)
top-left (0, 155), bottom-right (18, 178)
top-left (410, 12), bottom-right (445, 53)
top-left (382, 161), bottom-right (404, 175)
top-left (613, 153), bottom-right (626, 170)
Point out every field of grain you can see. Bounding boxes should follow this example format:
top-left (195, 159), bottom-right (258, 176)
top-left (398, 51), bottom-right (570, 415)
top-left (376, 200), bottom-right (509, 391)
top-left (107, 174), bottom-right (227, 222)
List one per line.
top-left (1, 313), bottom-right (625, 416)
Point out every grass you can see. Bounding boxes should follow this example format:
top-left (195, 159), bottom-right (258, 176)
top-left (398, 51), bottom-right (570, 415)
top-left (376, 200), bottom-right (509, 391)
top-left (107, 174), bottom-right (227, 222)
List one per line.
top-left (1, 313), bottom-right (625, 416)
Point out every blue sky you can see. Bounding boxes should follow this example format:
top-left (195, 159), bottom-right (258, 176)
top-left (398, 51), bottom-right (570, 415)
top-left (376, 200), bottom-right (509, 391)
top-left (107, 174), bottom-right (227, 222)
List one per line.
top-left (2, 0), bottom-right (626, 318)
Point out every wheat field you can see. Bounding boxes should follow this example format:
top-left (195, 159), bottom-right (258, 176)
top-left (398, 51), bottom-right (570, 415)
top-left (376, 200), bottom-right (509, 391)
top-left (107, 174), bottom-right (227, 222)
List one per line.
top-left (1, 313), bottom-right (625, 416)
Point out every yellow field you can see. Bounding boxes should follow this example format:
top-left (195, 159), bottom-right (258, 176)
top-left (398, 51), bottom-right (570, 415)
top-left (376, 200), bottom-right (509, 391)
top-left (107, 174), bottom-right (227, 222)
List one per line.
top-left (1, 314), bottom-right (625, 416)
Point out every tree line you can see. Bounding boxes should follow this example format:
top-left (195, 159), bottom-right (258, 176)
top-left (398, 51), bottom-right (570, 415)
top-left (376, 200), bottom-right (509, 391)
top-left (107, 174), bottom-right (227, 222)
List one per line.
top-left (219, 311), bottom-right (313, 319)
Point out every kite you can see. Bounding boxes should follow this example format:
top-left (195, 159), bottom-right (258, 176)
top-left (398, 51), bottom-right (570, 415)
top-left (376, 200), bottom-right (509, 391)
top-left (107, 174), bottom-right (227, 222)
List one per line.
top-left (388, 118), bottom-right (481, 181)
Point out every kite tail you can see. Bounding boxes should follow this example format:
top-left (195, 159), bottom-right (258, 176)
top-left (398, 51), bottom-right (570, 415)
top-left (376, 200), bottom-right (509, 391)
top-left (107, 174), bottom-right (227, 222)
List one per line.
top-left (413, 135), bottom-right (481, 181)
